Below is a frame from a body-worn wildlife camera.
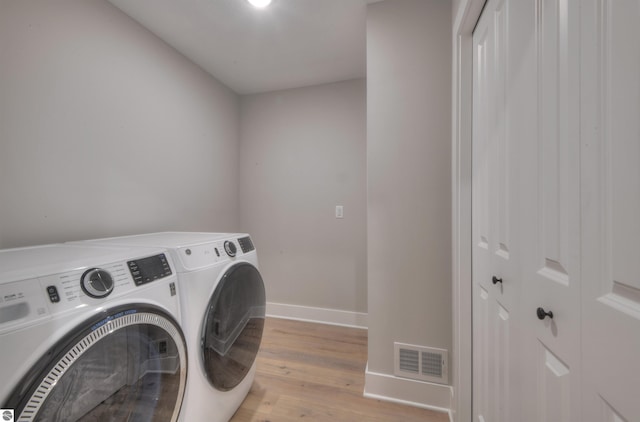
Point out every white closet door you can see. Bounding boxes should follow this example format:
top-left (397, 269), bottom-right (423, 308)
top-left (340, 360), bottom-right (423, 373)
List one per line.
top-left (472, 0), bottom-right (640, 420)
top-left (580, 1), bottom-right (640, 421)
top-left (519, 0), bottom-right (583, 420)
top-left (472, 0), bottom-right (525, 419)
top-left (472, 13), bottom-right (493, 419)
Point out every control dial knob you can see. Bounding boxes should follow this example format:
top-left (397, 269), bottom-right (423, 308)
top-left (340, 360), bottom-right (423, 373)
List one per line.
top-left (81, 268), bottom-right (114, 298)
top-left (224, 241), bottom-right (237, 257)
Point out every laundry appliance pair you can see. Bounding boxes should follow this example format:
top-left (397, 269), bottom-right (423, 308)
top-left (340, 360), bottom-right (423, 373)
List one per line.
top-left (78, 232), bottom-right (267, 422)
top-left (0, 232), bottom-right (266, 422)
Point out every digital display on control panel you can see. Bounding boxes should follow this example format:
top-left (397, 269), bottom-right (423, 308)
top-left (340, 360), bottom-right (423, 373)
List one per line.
top-left (127, 254), bottom-right (172, 286)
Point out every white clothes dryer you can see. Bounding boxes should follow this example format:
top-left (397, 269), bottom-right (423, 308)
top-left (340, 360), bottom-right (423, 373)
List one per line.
top-left (0, 243), bottom-right (188, 422)
top-left (78, 232), bottom-right (266, 422)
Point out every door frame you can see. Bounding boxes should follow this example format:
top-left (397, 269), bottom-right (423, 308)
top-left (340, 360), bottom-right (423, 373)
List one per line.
top-left (451, 1), bottom-right (486, 421)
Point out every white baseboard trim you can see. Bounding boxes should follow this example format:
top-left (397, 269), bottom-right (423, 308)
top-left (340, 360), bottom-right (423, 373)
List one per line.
top-left (364, 364), bottom-right (452, 419)
top-left (266, 302), bottom-right (368, 329)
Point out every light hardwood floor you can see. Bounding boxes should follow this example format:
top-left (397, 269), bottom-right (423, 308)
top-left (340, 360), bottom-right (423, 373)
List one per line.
top-left (230, 318), bottom-right (449, 422)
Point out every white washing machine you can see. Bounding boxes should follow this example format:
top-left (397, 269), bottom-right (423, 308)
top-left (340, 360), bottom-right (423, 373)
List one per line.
top-left (78, 232), bottom-right (266, 422)
top-left (0, 243), bottom-right (188, 422)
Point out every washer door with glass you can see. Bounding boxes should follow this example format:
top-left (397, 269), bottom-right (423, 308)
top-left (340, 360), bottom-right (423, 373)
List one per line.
top-left (6, 304), bottom-right (187, 422)
top-left (202, 262), bottom-right (266, 391)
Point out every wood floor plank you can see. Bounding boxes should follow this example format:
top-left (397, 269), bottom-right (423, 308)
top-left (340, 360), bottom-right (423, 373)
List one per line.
top-left (230, 318), bottom-right (448, 422)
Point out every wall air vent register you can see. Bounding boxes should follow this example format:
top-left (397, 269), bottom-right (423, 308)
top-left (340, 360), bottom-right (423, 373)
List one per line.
top-left (394, 342), bottom-right (448, 385)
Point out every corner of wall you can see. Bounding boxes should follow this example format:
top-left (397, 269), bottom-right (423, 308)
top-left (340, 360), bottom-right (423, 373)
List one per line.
top-left (266, 302), bottom-right (368, 329)
top-left (363, 362), bottom-right (452, 417)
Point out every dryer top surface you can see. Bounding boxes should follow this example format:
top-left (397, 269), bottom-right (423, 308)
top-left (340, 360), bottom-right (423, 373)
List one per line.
top-left (81, 232), bottom-right (248, 249)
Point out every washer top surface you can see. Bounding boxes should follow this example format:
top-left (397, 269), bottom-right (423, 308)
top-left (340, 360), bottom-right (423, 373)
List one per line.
top-left (75, 232), bottom-right (257, 273)
top-left (0, 244), bottom-right (167, 284)
top-left (82, 232), bottom-right (246, 249)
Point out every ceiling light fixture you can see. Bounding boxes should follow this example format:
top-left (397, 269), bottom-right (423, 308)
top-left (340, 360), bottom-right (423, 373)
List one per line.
top-left (247, 0), bottom-right (272, 8)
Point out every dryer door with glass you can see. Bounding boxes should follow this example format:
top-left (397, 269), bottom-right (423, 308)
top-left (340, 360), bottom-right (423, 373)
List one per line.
top-left (201, 262), bottom-right (266, 391)
top-left (5, 304), bottom-right (187, 422)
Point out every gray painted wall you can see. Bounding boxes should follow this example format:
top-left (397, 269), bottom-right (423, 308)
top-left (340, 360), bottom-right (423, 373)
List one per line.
top-left (0, 0), bottom-right (240, 248)
top-left (367, 0), bottom-right (452, 375)
top-left (239, 80), bottom-right (367, 313)
top-left (452, 0), bottom-right (463, 20)
top-left (0, 2), bottom-right (452, 376)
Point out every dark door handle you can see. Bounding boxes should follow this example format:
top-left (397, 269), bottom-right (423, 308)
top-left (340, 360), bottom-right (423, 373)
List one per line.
top-left (492, 276), bottom-right (503, 285)
top-left (536, 307), bottom-right (553, 320)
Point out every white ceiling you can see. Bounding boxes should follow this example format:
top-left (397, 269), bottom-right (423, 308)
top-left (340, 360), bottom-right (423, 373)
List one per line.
top-left (108, 0), bottom-right (383, 95)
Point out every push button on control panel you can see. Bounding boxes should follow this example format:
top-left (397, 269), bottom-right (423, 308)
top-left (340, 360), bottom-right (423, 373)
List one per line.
top-left (47, 285), bottom-right (60, 303)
